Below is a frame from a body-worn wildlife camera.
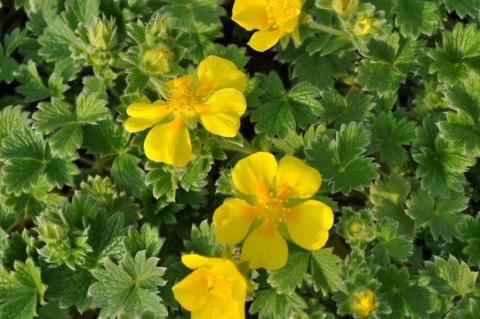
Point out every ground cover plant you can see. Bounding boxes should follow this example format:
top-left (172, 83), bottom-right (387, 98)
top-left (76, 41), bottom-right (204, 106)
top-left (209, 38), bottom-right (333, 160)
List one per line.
top-left (0, 0), bottom-right (480, 318)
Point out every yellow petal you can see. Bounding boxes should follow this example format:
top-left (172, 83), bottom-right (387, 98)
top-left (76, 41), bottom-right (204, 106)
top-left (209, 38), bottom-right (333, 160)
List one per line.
top-left (275, 156), bottom-right (321, 199)
top-left (284, 200), bottom-right (334, 250)
top-left (240, 221), bottom-right (288, 270)
top-left (192, 296), bottom-right (243, 319)
top-left (232, 0), bottom-right (269, 31)
top-left (213, 198), bottom-right (257, 245)
top-left (196, 88), bottom-right (246, 137)
top-left (232, 152), bottom-right (277, 200)
top-left (197, 55), bottom-right (247, 94)
top-left (172, 268), bottom-right (209, 311)
top-left (144, 117), bottom-right (192, 167)
top-left (181, 254), bottom-right (224, 269)
top-left (124, 102), bottom-right (171, 133)
top-left (247, 30), bottom-right (282, 52)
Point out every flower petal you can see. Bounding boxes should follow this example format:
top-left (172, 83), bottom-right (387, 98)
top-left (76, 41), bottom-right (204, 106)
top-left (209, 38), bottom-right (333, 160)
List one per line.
top-left (232, 0), bottom-right (269, 31)
top-left (240, 221), bottom-right (288, 270)
top-left (284, 200), bottom-right (334, 250)
top-left (196, 88), bottom-right (246, 137)
top-left (192, 296), bottom-right (243, 319)
top-left (144, 117), bottom-right (192, 167)
top-left (172, 268), bottom-right (209, 311)
top-left (124, 102), bottom-right (171, 133)
top-left (275, 155), bottom-right (321, 199)
top-left (213, 198), bottom-right (257, 245)
top-left (197, 55), bottom-right (247, 95)
top-left (181, 254), bottom-right (225, 269)
top-left (247, 30), bottom-right (282, 52)
top-left (232, 152), bottom-right (277, 200)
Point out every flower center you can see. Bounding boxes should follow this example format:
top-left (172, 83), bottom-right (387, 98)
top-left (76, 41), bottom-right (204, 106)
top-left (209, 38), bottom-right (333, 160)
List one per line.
top-left (256, 191), bottom-right (289, 223)
top-left (166, 76), bottom-right (197, 116)
top-left (265, 0), bottom-right (301, 30)
top-left (206, 272), bottom-right (234, 302)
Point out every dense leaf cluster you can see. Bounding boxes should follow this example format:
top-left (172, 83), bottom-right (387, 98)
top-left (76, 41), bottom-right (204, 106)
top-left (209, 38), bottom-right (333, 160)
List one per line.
top-left (1, 0), bottom-right (480, 318)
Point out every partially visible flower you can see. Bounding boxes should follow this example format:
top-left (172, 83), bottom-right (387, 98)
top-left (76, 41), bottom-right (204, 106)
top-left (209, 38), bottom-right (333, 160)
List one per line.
top-left (124, 55), bottom-right (247, 167)
top-left (351, 289), bottom-right (375, 317)
top-left (332, 0), bottom-right (358, 16)
top-left (232, 0), bottom-right (304, 52)
top-left (213, 152), bottom-right (334, 270)
top-left (172, 254), bottom-right (247, 319)
top-left (352, 17), bottom-right (374, 36)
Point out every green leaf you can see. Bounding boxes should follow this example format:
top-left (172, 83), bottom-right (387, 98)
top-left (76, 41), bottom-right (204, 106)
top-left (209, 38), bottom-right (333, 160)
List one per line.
top-left (415, 117), bottom-right (475, 196)
top-left (378, 266), bottom-right (432, 319)
top-left (376, 218), bottom-right (413, 261)
top-left (251, 72), bottom-right (321, 138)
top-left (311, 248), bottom-right (342, 295)
top-left (456, 216), bottom-right (480, 267)
top-left (406, 190), bottom-right (468, 241)
top-left (370, 175), bottom-right (413, 236)
top-left (111, 154), bottom-right (146, 198)
top-left (306, 122), bottom-right (378, 194)
top-left (0, 128), bottom-right (79, 194)
top-left (184, 220), bottom-right (219, 257)
top-left (14, 61), bottom-right (50, 103)
top-left (124, 224), bottom-right (165, 258)
top-left (249, 289), bottom-right (307, 319)
top-left (392, 0), bottom-right (442, 38)
top-left (43, 266), bottom-right (94, 313)
top-left (370, 112), bottom-right (416, 167)
top-left (442, 0), bottom-right (480, 18)
top-left (268, 246), bottom-right (309, 294)
top-left (438, 75), bottom-right (480, 156)
top-left (89, 251), bottom-right (167, 319)
top-left (0, 106), bottom-right (30, 141)
top-left (319, 89), bottom-right (373, 128)
top-left (424, 255), bottom-right (478, 297)
top-left (34, 93), bottom-right (109, 154)
top-left (456, 299), bottom-right (480, 319)
top-left (430, 24), bottom-right (480, 85)
top-left (83, 120), bottom-right (129, 156)
top-left (160, 0), bottom-right (225, 30)
top-left (0, 259), bottom-right (46, 319)
top-left (38, 16), bottom-right (78, 62)
top-left (63, 0), bottom-right (99, 30)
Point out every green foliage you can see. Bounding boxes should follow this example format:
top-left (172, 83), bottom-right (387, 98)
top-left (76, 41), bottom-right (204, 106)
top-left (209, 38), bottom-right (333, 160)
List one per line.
top-left (306, 122), bottom-right (378, 194)
top-left (2, 1), bottom-right (480, 318)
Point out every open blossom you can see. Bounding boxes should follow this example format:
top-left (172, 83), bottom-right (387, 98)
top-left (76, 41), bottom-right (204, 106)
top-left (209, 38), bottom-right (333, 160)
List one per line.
top-left (232, 0), bottom-right (304, 52)
top-left (124, 55), bottom-right (247, 167)
top-left (213, 152), bottom-right (334, 270)
top-left (172, 254), bottom-right (247, 319)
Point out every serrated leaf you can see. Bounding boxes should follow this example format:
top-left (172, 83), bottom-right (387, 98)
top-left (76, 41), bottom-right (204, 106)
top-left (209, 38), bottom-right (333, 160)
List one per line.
top-left (249, 289), bottom-right (307, 319)
top-left (0, 128), bottom-right (78, 194)
top-left (393, 0), bottom-right (442, 38)
top-left (319, 89), bottom-right (373, 128)
top-left (430, 24), bottom-right (480, 85)
top-left (89, 251), bottom-right (167, 319)
top-left (14, 61), bottom-right (50, 103)
top-left (268, 246), bottom-right (309, 294)
top-left (111, 153), bottom-right (146, 198)
top-left (251, 72), bottom-right (321, 138)
top-left (306, 122), bottom-right (378, 194)
top-left (425, 255), bottom-right (478, 297)
top-left (376, 218), bottom-right (413, 261)
top-left (370, 175), bottom-right (413, 236)
top-left (406, 190), bottom-right (467, 241)
top-left (0, 259), bottom-right (46, 319)
top-left (438, 75), bottom-right (480, 156)
top-left (124, 224), bottom-right (165, 258)
top-left (442, 0), bottom-right (480, 18)
top-left (311, 248), bottom-right (342, 295)
top-left (415, 117), bottom-right (475, 196)
top-left (0, 106), bottom-right (30, 141)
top-left (370, 112), bottom-right (416, 167)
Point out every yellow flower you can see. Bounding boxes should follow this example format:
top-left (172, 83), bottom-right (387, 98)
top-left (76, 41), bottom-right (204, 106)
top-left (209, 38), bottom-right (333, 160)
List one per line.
top-left (124, 55), bottom-right (247, 167)
top-left (351, 290), bottom-right (375, 317)
top-left (172, 254), bottom-right (247, 319)
top-left (232, 0), bottom-right (304, 52)
top-left (353, 17), bottom-right (374, 37)
top-left (332, 0), bottom-right (358, 16)
top-left (213, 152), bottom-right (334, 270)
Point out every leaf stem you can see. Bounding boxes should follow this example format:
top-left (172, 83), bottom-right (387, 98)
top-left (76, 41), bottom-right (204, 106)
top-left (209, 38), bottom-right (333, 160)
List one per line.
top-left (309, 22), bottom-right (349, 37)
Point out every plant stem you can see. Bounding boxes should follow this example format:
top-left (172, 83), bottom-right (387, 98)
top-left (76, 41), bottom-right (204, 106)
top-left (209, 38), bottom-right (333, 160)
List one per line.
top-left (309, 22), bottom-right (349, 37)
